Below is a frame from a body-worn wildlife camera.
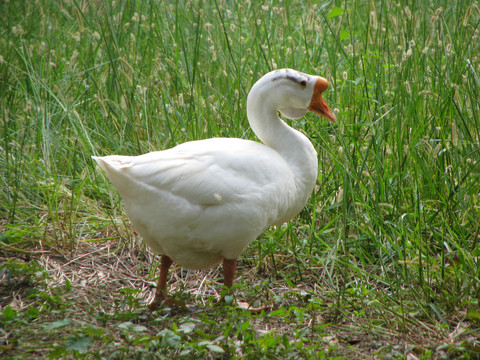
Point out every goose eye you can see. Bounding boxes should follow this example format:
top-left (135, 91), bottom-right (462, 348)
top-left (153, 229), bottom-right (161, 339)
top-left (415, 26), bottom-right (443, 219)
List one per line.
top-left (299, 80), bottom-right (307, 87)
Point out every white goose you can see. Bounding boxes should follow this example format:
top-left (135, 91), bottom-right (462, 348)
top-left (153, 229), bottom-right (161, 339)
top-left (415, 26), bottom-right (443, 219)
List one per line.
top-left (92, 69), bottom-right (336, 308)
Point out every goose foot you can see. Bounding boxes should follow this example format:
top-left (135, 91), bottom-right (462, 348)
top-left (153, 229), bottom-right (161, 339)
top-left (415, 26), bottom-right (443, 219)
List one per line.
top-left (149, 254), bottom-right (174, 311)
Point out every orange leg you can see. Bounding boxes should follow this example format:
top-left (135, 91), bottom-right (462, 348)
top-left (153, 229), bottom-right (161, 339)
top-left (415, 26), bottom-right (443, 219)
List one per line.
top-left (222, 258), bottom-right (268, 311)
top-left (150, 255), bottom-right (173, 310)
top-left (223, 258), bottom-right (237, 289)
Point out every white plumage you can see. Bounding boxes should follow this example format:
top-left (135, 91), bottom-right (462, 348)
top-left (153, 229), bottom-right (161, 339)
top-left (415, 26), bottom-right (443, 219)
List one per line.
top-left (92, 69), bottom-right (336, 306)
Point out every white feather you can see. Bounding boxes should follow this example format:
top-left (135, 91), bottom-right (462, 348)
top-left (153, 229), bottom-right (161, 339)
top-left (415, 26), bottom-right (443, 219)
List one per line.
top-left (92, 69), bottom-right (331, 270)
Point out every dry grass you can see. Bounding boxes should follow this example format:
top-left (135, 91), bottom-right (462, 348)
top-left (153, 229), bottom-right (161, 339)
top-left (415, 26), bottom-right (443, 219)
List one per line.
top-left (2, 230), bottom-right (478, 359)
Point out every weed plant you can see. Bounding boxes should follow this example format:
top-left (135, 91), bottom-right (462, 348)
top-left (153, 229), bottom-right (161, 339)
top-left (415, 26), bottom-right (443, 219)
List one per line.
top-left (1, 0), bottom-right (480, 358)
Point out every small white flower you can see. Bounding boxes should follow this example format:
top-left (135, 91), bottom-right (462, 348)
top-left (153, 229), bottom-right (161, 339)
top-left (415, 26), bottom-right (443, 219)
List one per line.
top-left (370, 11), bottom-right (378, 29)
top-left (346, 44), bottom-right (354, 55)
top-left (402, 48), bottom-right (412, 61)
top-left (12, 25), bottom-right (24, 36)
top-left (71, 49), bottom-right (79, 62)
top-left (446, 43), bottom-right (453, 55)
top-left (136, 85), bottom-right (146, 95)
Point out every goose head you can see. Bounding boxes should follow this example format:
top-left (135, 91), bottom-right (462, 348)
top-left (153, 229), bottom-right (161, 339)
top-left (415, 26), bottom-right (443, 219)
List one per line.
top-left (247, 69), bottom-right (336, 123)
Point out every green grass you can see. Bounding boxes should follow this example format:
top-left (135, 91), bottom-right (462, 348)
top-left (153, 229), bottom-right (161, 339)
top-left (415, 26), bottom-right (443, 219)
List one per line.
top-left (1, 0), bottom-right (480, 358)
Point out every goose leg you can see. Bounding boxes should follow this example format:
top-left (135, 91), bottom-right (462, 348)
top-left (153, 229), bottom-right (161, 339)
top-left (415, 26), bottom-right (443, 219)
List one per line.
top-left (223, 258), bottom-right (237, 289)
top-left (223, 259), bottom-right (269, 312)
top-left (150, 254), bottom-right (173, 310)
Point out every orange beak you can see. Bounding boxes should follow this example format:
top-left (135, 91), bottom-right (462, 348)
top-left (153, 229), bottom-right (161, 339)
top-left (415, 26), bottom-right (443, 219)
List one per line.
top-left (308, 77), bottom-right (336, 123)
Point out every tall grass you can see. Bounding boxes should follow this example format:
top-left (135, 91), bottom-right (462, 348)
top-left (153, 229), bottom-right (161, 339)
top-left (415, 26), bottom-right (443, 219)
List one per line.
top-left (1, 0), bottom-right (479, 343)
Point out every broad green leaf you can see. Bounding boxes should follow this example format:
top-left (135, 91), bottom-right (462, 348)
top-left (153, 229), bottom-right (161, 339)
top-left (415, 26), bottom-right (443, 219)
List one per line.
top-left (179, 322), bottom-right (196, 334)
top-left (2, 305), bottom-right (17, 321)
top-left (207, 344), bottom-right (225, 353)
top-left (158, 329), bottom-right (181, 347)
top-left (118, 321), bottom-right (148, 332)
top-left (223, 295), bottom-right (234, 305)
top-left (42, 319), bottom-right (71, 329)
top-left (340, 29), bottom-right (351, 40)
top-left (117, 321), bottom-right (134, 330)
top-left (467, 310), bottom-right (480, 321)
top-left (66, 336), bottom-right (93, 353)
top-left (327, 6), bottom-right (344, 20)
top-left (25, 306), bottom-right (40, 320)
